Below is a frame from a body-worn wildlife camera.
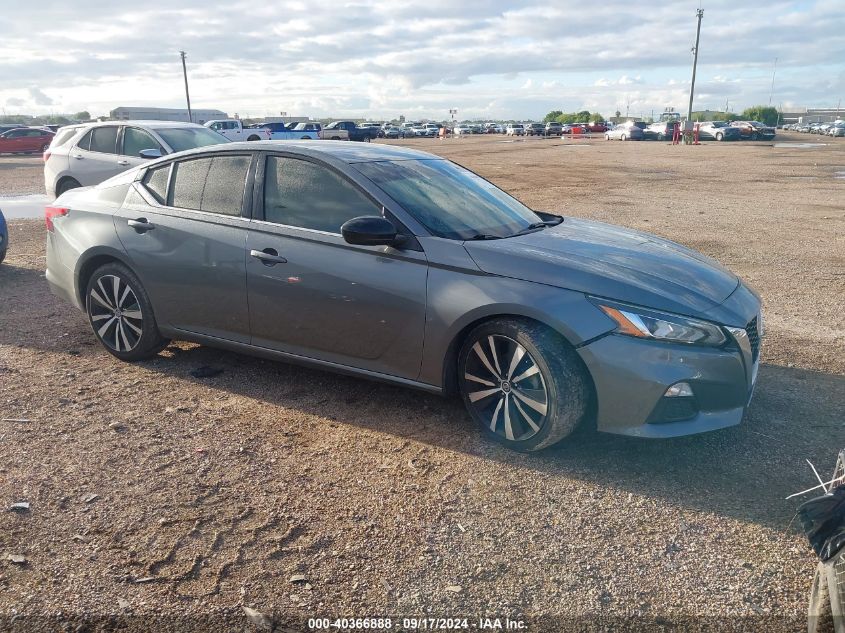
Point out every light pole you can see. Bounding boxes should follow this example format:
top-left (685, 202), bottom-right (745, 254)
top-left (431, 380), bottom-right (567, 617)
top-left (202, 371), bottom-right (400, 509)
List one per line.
top-left (180, 51), bottom-right (193, 123)
top-left (687, 8), bottom-right (703, 122)
top-left (768, 57), bottom-right (778, 106)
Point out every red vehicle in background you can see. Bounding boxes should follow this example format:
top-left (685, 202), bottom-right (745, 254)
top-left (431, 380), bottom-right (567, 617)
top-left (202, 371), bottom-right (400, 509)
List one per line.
top-left (585, 122), bottom-right (608, 133)
top-left (0, 127), bottom-right (54, 154)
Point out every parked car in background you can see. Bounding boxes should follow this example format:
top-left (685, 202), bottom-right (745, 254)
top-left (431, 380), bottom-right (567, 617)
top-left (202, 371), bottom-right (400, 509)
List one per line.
top-left (730, 121), bottom-right (776, 140)
top-left (204, 119), bottom-right (270, 142)
top-left (323, 121), bottom-right (379, 142)
top-left (382, 126), bottom-right (401, 139)
top-left (45, 142), bottom-right (763, 451)
top-left (524, 123), bottom-right (546, 136)
top-left (829, 123), bottom-right (845, 137)
top-left (0, 124), bottom-right (24, 134)
top-left (44, 121), bottom-right (229, 197)
top-left (0, 127), bottom-right (54, 154)
top-left (506, 124), bottom-right (525, 136)
top-left (646, 121), bottom-right (676, 141)
top-left (0, 208), bottom-right (7, 264)
top-left (255, 121), bottom-right (319, 140)
top-left (292, 122), bottom-right (322, 133)
top-left (605, 121), bottom-right (643, 141)
top-left (585, 122), bottom-right (608, 133)
top-left (698, 121), bottom-right (741, 142)
top-left (485, 123), bottom-right (505, 134)
top-left (545, 122), bottom-right (563, 137)
top-left (453, 125), bottom-right (473, 136)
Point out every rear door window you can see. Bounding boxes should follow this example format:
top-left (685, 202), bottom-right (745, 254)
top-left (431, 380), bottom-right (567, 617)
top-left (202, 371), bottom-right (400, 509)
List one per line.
top-left (141, 164), bottom-right (170, 204)
top-left (167, 154), bottom-right (251, 216)
top-left (89, 126), bottom-right (118, 154)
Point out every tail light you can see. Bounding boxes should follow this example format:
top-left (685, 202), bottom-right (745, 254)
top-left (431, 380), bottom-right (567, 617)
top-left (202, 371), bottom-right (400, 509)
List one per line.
top-left (45, 206), bottom-right (69, 232)
top-left (43, 150), bottom-right (51, 162)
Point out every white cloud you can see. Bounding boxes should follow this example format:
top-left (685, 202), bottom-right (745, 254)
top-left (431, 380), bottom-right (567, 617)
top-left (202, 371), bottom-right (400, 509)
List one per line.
top-left (0, 0), bottom-right (841, 119)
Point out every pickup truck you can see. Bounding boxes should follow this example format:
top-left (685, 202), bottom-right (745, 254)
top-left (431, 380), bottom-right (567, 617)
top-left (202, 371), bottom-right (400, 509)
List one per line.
top-left (255, 122), bottom-right (319, 141)
top-left (321, 121), bottom-right (379, 142)
top-left (204, 119), bottom-right (271, 141)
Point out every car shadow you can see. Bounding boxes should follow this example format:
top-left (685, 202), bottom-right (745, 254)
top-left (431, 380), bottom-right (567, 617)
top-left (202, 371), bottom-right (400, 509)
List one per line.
top-left (128, 341), bottom-right (844, 531)
top-left (2, 260), bottom-right (843, 530)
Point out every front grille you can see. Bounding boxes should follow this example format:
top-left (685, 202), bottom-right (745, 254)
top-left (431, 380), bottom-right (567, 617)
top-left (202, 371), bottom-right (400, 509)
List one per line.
top-left (746, 316), bottom-right (760, 362)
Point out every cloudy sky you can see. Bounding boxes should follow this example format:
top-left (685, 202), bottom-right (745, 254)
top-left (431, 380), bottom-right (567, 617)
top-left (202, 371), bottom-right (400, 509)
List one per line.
top-left (2, 0), bottom-right (844, 121)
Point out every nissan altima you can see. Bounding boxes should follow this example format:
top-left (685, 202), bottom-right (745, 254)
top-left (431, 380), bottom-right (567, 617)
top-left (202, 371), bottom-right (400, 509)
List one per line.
top-left (45, 142), bottom-right (762, 451)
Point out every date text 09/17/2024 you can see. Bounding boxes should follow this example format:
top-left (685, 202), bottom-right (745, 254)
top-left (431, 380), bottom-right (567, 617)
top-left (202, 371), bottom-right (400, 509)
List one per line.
top-left (307, 617), bottom-right (527, 630)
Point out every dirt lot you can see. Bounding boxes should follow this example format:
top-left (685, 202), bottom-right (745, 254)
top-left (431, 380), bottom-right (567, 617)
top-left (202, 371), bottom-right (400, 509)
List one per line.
top-left (1, 133), bottom-right (844, 631)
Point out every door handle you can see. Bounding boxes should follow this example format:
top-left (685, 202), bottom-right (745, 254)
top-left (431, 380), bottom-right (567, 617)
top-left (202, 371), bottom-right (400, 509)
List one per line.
top-left (128, 218), bottom-right (155, 233)
top-left (73, 154), bottom-right (83, 159)
top-left (250, 248), bottom-right (287, 265)
top-left (117, 159), bottom-right (129, 166)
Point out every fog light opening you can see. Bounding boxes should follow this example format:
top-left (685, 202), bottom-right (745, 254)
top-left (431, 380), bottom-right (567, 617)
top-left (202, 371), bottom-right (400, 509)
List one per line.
top-left (664, 382), bottom-right (694, 398)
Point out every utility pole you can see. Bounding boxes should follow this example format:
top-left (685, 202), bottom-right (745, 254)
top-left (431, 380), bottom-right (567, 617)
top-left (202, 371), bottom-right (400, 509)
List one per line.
top-left (687, 8), bottom-right (703, 121)
top-left (768, 57), bottom-right (778, 106)
top-left (180, 51), bottom-right (193, 123)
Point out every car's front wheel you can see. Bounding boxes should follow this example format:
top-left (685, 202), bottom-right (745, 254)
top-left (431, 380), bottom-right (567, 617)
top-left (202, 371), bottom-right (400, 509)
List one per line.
top-left (86, 262), bottom-right (169, 361)
top-left (458, 318), bottom-right (590, 452)
top-left (621, 134), bottom-right (627, 141)
top-left (716, 132), bottom-right (724, 141)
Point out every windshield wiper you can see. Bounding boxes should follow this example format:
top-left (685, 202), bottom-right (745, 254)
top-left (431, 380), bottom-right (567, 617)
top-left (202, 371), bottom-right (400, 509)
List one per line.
top-left (465, 233), bottom-right (503, 240)
top-left (509, 216), bottom-right (563, 237)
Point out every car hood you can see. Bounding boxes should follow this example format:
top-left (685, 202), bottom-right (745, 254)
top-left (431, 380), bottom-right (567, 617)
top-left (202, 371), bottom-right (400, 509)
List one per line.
top-left (463, 218), bottom-right (739, 317)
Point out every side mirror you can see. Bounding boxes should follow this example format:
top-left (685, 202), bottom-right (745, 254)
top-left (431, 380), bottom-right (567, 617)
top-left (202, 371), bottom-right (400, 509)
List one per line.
top-left (341, 216), bottom-right (400, 247)
top-left (139, 148), bottom-right (163, 159)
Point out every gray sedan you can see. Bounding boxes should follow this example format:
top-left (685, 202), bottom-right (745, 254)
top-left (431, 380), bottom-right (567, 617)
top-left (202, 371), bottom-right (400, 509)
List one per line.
top-left (45, 142), bottom-right (762, 451)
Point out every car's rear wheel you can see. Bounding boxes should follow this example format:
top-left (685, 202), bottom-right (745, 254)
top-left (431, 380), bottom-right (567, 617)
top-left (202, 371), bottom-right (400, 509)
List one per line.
top-left (621, 134), bottom-right (627, 141)
top-left (458, 318), bottom-right (590, 452)
top-left (56, 177), bottom-right (81, 196)
top-left (86, 262), bottom-right (169, 362)
top-left (247, 135), bottom-right (260, 141)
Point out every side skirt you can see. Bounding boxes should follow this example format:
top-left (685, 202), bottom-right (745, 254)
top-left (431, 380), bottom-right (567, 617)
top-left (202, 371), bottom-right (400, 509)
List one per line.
top-left (166, 327), bottom-right (444, 395)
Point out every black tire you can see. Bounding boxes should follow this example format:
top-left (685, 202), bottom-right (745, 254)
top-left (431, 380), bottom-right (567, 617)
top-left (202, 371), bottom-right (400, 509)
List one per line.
top-left (0, 242), bottom-right (6, 265)
top-left (458, 318), bottom-right (590, 452)
top-left (85, 262), bottom-right (169, 362)
top-left (247, 135), bottom-right (260, 141)
top-left (56, 178), bottom-right (81, 196)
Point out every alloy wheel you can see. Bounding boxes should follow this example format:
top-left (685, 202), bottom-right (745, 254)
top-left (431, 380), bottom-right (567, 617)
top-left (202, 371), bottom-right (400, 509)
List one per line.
top-left (88, 274), bottom-right (144, 352)
top-left (463, 334), bottom-right (548, 442)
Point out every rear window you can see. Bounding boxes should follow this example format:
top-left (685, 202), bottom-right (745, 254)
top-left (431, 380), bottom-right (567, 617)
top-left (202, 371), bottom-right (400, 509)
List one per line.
top-left (155, 127), bottom-right (228, 153)
top-left (167, 155), bottom-right (250, 216)
top-left (50, 126), bottom-right (82, 148)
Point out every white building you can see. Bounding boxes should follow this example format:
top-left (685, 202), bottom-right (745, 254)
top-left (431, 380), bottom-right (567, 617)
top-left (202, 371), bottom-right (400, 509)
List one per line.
top-left (109, 106), bottom-right (228, 125)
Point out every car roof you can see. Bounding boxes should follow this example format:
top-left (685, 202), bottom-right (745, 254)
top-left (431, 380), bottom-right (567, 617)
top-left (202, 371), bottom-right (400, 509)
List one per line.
top-left (83, 120), bottom-right (206, 129)
top-left (160, 140), bottom-right (441, 164)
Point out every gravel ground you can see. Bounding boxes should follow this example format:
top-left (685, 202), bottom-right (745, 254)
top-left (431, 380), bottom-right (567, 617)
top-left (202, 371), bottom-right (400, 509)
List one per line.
top-left (1, 133), bottom-right (843, 632)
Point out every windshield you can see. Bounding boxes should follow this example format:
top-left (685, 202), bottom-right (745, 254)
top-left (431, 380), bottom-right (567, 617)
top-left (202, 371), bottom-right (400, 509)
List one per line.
top-left (355, 159), bottom-right (542, 240)
top-left (156, 127), bottom-right (228, 152)
top-left (709, 121), bottom-right (728, 128)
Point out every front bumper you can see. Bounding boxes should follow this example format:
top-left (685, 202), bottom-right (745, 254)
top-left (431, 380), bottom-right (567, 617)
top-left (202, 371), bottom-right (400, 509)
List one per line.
top-left (577, 329), bottom-right (759, 438)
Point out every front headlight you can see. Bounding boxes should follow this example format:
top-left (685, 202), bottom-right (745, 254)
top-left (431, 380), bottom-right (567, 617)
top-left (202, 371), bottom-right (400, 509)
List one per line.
top-left (590, 298), bottom-right (728, 347)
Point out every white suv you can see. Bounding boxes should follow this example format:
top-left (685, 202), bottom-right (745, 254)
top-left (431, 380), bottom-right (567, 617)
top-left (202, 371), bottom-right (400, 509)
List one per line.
top-left (44, 120), bottom-right (228, 197)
